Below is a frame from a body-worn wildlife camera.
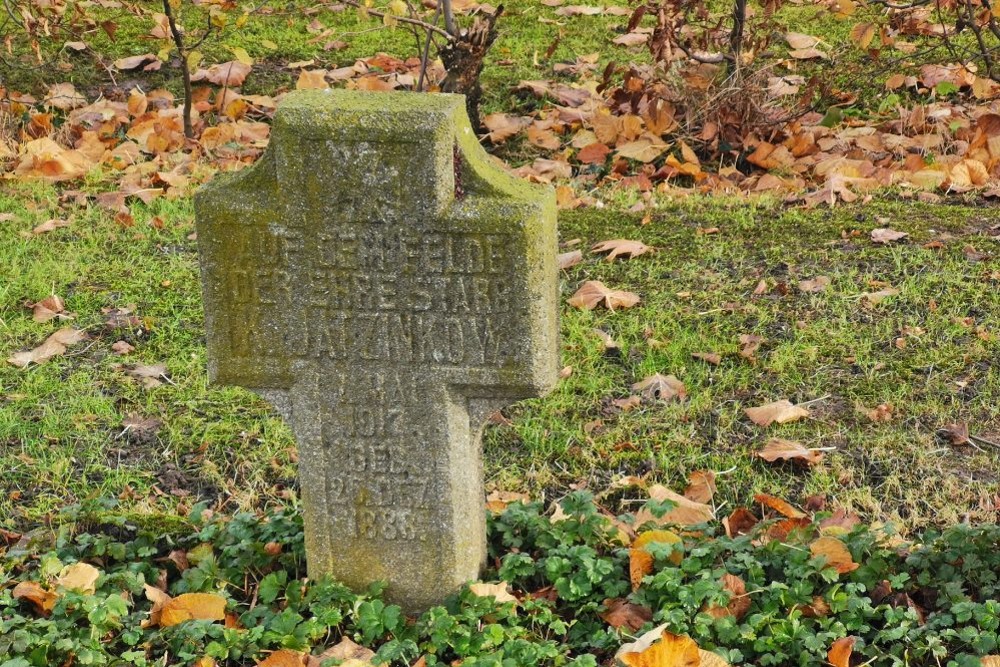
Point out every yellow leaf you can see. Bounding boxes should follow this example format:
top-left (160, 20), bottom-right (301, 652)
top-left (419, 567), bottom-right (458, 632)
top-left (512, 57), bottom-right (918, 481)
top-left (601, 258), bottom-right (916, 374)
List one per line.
top-left (230, 46), bottom-right (253, 66)
top-left (620, 630), bottom-right (700, 667)
top-left (187, 50), bottom-right (203, 73)
top-left (849, 23), bottom-right (875, 49)
top-left (55, 562), bottom-right (101, 594)
top-left (262, 39), bottom-right (278, 49)
top-left (160, 592), bottom-right (227, 627)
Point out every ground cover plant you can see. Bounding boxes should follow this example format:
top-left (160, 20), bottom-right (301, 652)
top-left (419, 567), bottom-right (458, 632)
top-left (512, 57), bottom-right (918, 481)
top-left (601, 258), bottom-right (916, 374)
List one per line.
top-left (1, 494), bottom-right (999, 667)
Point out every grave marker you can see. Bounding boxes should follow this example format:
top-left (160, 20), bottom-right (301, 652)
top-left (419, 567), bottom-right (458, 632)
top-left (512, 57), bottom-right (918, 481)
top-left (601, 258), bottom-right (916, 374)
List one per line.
top-left (195, 90), bottom-right (558, 610)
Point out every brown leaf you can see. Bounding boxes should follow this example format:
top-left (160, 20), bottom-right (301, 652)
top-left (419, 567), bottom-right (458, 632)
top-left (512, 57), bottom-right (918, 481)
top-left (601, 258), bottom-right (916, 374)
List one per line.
top-left (124, 363), bottom-right (168, 388)
top-left (600, 598), bottom-right (653, 631)
top-left (307, 638), bottom-right (375, 667)
top-left (482, 113), bottom-right (530, 143)
top-left (692, 352), bottom-right (721, 365)
top-left (798, 276), bottom-right (831, 293)
top-left (785, 32), bottom-right (821, 49)
top-left (29, 294), bottom-right (70, 322)
top-left (827, 637), bottom-right (856, 667)
top-left (54, 562), bottom-right (101, 594)
top-left (577, 142), bottom-right (611, 164)
top-left (13, 581), bottom-right (59, 615)
top-left (591, 238), bottom-right (651, 261)
top-left (738, 334), bottom-right (764, 362)
top-left (7, 328), bottom-right (86, 368)
top-left (754, 493), bottom-right (807, 519)
top-left (112, 340), bottom-right (135, 355)
top-left (938, 422), bottom-right (970, 446)
top-left (635, 485), bottom-right (715, 527)
top-left (296, 69), bottom-right (330, 90)
top-left (160, 592), bottom-right (228, 627)
top-left (114, 53), bottom-right (160, 71)
top-left (756, 438), bottom-right (825, 466)
top-left (619, 631), bottom-right (701, 667)
top-left (683, 470), bottom-right (716, 504)
top-left (557, 250), bottom-right (583, 269)
top-left (745, 400), bottom-right (810, 427)
top-left (788, 47), bottom-right (828, 60)
top-left (810, 536), bottom-right (860, 575)
top-left (702, 574), bottom-right (750, 620)
top-left (568, 280), bottom-right (641, 311)
top-left (143, 583), bottom-right (171, 627)
top-left (723, 508), bottom-right (758, 537)
top-left (871, 228), bottom-right (908, 244)
top-left (629, 529), bottom-right (683, 589)
top-left (32, 218), bottom-right (71, 235)
top-left (191, 61), bottom-right (252, 87)
top-left (631, 374), bottom-right (686, 401)
top-left (485, 490), bottom-right (530, 513)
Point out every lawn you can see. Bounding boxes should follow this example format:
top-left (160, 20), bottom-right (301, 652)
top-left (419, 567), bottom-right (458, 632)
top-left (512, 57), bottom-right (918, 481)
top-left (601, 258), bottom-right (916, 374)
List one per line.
top-left (2, 180), bottom-right (997, 531)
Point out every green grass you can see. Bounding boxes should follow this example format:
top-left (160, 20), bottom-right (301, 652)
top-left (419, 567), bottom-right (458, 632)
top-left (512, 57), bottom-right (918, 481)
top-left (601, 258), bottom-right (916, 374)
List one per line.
top-left (1, 181), bottom-right (997, 531)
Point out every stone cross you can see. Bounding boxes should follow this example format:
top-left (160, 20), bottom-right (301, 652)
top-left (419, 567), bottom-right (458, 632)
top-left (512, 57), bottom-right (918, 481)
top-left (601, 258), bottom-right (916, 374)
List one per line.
top-left (195, 90), bottom-right (558, 610)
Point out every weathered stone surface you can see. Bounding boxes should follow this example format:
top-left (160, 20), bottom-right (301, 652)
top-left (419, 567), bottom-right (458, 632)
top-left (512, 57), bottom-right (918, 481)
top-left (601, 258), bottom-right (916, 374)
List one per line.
top-left (195, 89), bottom-right (558, 610)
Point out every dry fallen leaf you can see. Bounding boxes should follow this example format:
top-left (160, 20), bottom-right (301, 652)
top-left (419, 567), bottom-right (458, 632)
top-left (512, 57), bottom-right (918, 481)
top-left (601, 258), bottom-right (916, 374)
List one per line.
top-left (798, 276), bottom-right (831, 293)
top-left (635, 485), bottom-right (715, 527)
top-left (558, 249), bottom-right (583, 269)
top-left (307, 638), bottom-right (375, 667)
top-left (568, 280), bottom-right (641, 311)
top-left (631, 374), bottom-right (686, 401)
top-left (723, 508), bottom-right (758, 537)
top-left (159, 592), bottom-right (228, 627)
top-left (692, 352), bottom-right (721, 365)
top-left (810, 536), bottom-right (860, 575)
top-left (257, 650), bottom-right (309, 667)
top-left (28, 294), bottom-right (71, 322)
top-left (13, 581), bottom-right (59, 615)
top-left (619, 630), bottom-right (701, 667)
top-left (871, 228), bottom-right (909, 244)
top-left (600, 598), bottom-right (654, 631)
top-left (468, 581), bottom-right (518, 605)
top-left (591, 238), bottom-right (652, 261)
top-left (745, 400), bottom-right (811, 427)
top-left (55, 562), bottom-right (101, 594)
top-left (756, 438), bottom-right (826, 466)
top-left (827, 637), bottom-right (856, 667)
top-left (702, 574), bottom-right (750, 620)
top-left (629, 530), bottom-right (683, 589)
top-left (124, 363), bottom-right (168, 388)
top-left (32, 218), bottom-right (71, 235)
top-left (683, 470), bottom-right (716, 504)
top-left (7, 328), bottom-right (86, 368)
top-left (785, 32), bottom-right (821, 49)
top-left (754, 493), bottom-right (808, 519)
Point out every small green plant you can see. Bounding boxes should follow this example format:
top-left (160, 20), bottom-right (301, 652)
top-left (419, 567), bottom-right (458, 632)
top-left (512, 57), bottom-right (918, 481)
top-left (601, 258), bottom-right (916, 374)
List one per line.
top-left (1, 494), bottom-right (998, 666)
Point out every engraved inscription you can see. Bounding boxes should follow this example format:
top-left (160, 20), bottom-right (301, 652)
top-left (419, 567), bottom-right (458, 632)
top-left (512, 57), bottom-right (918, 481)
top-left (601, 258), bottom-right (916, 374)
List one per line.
top-left (319, 371), bottom-right (440, 541)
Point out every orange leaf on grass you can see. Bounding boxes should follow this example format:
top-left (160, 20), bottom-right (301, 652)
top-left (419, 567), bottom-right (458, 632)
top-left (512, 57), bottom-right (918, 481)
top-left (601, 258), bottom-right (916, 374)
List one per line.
top-left (257, 650), bottom-right (309, 667)
top-left (702, 574), bottom-right (750, 620)
top-left (635, 485), bottom-right (715, 527)
top-left (754, 493), bottom-right (807, 519)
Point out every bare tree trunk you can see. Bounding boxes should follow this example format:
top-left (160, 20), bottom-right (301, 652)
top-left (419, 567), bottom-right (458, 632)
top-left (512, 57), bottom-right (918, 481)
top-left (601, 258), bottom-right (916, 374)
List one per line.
top-left (440, 5), bottom-right (503, 130)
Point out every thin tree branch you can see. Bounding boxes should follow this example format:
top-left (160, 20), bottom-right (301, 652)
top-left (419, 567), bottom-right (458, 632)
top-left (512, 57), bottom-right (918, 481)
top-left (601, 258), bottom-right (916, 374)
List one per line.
top-left (340, 0), bottom-right (452, 38)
